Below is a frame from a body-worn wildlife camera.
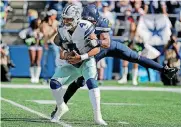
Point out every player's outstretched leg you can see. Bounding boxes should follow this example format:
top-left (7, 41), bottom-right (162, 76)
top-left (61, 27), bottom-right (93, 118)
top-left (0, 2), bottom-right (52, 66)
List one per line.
top-left (50, 79), bottom-right (69, 122)
top-left (86, 78), bottom-right (107, 126)
top-left (138, 56), bottom-right (179, 79)
top-left (114, 41), bottom-right (178, 79)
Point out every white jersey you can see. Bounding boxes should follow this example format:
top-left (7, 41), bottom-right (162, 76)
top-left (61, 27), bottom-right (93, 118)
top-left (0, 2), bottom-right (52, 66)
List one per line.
top-left (56, 19), bottom-right (95, 55)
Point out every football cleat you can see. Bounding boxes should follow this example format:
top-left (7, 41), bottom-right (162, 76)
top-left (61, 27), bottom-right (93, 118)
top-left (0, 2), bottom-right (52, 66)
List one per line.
top-left (95, 118), bottom-right (108, 126)
top-left (94, 111), bottom-right (108, 126)
top-left (132, 80), bottom-right (138, 86)
top-left (118, 78), bottom-right (127, 84)
top-left (51, 106), bottom-right (58, 118)
top-left (50, 102), bottom-right (69, 123)
top-left (163, 65), bottom-right (179, 79)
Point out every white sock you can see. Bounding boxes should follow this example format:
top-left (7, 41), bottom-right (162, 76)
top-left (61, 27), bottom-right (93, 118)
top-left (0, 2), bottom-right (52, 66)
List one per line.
top-left (132, 68), bottom-right (138, 81)
top-left (122, 67), bottom-right (128, 80)
top-left (89, 88), bottom-right (102, 119)
top-left (52, 87), bottom-right (64, 106)
top-left (30, 67), bottom-right (35, 82)
top-left (35, 66), bottom-right (41, 82)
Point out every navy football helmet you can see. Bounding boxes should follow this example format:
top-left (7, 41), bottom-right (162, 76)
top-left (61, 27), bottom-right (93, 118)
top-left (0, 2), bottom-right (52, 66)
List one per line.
top-left (82, 4), bottom-right (99, 22)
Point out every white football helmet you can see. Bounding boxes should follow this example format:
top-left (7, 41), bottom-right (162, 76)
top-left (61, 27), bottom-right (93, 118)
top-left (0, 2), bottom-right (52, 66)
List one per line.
top-left (61, 4), bottom-right (82, 30)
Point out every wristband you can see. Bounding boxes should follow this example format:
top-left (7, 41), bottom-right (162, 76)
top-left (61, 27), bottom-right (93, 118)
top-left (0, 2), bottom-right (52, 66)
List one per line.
top-left (80, 53), bottom-right (89, 61)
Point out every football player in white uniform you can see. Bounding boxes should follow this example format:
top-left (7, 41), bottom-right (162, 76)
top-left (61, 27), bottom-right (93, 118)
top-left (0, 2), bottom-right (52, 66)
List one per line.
top-left (50, 4), bottom-right (107, 125)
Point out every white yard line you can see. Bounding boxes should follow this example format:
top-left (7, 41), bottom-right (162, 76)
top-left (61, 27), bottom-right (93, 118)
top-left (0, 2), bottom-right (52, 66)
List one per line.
top-left (26, 100), bottom-right (144, 106)
top-left (102, 102), bottom-right (143, 106)
top-left (26, 100), bottom-right (73, 105)
top-left (1, 84), bottom-right (181, 93)
top-left (118, 121), bottom-right (129, 124)
top-left (1, 97), bottom-right (72, 127)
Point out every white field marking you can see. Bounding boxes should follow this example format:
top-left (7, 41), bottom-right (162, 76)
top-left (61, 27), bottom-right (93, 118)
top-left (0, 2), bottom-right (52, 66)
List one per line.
top-left (1, 84), bottom-right (181, 93)
top-left (26, 100), bottom-right (73, 105)
top-left (1, 97), bottom-right (72, 127)
top-left (102, 102), bottom-right (143, 106)
top-left (26, 100), bottom-right (144, 106)
top-left (118, 121), bottom-right (129, 124)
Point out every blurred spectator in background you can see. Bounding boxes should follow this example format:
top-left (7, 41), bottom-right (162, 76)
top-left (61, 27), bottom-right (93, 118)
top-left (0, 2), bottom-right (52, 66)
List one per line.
top-left (27, 9), bottom-right (38, 25)
top-left (132, 0), bottom-right (145, 20)
top-left (165, 1), bottom-right (181, 49)
top-left (97, 59), bottom-right (107, 85)
top-left (40, 9), bottom-right (59, 85)
top-left (161, 34), bottom-right (181, 86)
top-left (19, 18), bottom-right (43, 83)
top-left (67, 0), bottom-right (82, 8)
top-left (105, 1), bottom-right (115, 12)
top-left (114, 0), bottom-right (132, 36)
top-left (144, 0), bottom-right (167, 15)
top-left (45, 0), bottom-right (64, 20)
top-left (95, 1), bottom-right (103, 12)
top-left (1, 41), bottom-right (10, 82)
top-left (0, 34), bottom-right (15, 82)
top-left (101, 2), bottom-right (115, 28)
top-left (166, 1), bottom-right (181, 27)
top-left (115, 0), bottom-right (132, 14)
top-left (118, 8), bottom-right (139, 85)
top-left (175, 11), bottom-right (181, 38)
top-left (0, 0), bottom-right (10, 27)
top-left (142, 1), bottom-right (173, 81)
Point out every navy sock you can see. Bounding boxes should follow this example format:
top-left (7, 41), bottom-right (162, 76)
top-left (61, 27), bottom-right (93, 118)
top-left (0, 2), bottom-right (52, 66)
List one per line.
top-left (63, 77), bottom-right (84, 104)
top-left (138, 56), bottom-right (163, 72)
top-left (63, 81), bottom-right (80, 104)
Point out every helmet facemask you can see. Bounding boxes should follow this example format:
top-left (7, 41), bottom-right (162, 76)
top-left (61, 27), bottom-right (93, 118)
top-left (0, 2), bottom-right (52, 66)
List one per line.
top-left (61, 4), bottom-right (82, 30)
top-left (62, 17), bottom-right (75, 30)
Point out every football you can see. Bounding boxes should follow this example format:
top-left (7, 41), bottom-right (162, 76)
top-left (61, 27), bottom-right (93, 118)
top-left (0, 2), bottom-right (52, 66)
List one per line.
top-left (66, 51), bottom-right (76, 59)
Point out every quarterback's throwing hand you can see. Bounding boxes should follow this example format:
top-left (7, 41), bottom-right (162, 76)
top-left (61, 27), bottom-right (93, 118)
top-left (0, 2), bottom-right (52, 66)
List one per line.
top-left (67, 50), bottom-right (81, 64)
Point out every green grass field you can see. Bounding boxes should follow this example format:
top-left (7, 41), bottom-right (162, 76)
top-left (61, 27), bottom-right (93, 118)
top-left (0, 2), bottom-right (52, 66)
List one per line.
top-left (1, 79), bottom-right (181, 127)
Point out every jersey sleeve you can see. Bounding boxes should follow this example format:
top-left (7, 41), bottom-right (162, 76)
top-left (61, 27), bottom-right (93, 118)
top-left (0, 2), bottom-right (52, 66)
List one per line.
top-left (54, 27), bottom-right (67, 47)
top-left (54, 33), bottom-right (62, 47)
top-left (78, 21), bottom-right (95, 39)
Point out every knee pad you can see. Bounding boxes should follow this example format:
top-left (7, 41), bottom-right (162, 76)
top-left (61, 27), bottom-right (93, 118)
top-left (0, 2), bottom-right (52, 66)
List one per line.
top-left (75, 77), bottom-right (85, 87)
top-left (86, 78), bottom-right (98, 90)
top-left (50, 79), bottom-right (62, 89)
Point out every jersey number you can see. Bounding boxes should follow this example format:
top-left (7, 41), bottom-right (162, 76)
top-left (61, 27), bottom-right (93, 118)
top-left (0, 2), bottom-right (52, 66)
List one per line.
top-left (79, 23), bottom-right (86, 28)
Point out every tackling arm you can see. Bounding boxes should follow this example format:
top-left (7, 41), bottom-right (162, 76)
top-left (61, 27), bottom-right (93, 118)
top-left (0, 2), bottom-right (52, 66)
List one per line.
top-left (85, 32), bottom-right (100, 59)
